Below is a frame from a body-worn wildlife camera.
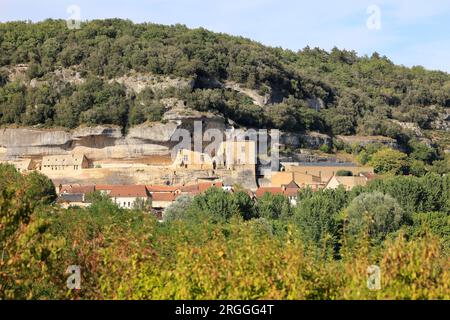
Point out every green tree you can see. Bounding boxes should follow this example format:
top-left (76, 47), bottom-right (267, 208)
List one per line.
top-left (0, 68), bottom-right (9, 87)
top-left (231, 191), bottom-right (257, 220)
top-left (26, 63), bottom-right (44, 79)
top-left (370, 148), bottom-right (408, 175)
top-left (294, 187), bottom-right (348, 249)
top-left (408, 211), bottom-right (450, 255)
top-left (357, 150), bottom-right (370, 165)
top-left (258, 193), bottom-right (291, 220)
top-left (408, 139), bottom-right (436, 163)
top-left (191, 187), bottom-right (234, 222)
top-left (163, 195), bottom-right (193, 222)
top-left (345, 192), bottom-right (405, 243)
top-left (409, 159), bottom-right (427, 177)
top-left (429, 157), bottom-right (450, 175)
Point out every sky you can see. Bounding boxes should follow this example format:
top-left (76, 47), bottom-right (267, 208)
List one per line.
top-left (0, 0), bottom-right (449, 72)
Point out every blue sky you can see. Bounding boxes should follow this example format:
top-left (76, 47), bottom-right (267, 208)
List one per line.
top-left (1, 0), bottom-right (449, 72)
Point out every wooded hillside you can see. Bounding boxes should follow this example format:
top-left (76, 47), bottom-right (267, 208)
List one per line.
top-left (0, 19), bottom-right (449, 140)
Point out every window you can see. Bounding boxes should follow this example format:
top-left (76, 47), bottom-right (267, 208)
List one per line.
top-left (200, 155), bottom-right (205, 162)
top-left (183, 155), bottom-right (188, 162)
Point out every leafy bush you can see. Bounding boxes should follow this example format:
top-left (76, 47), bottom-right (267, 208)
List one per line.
top-left (1, 165), bottom-right (449, 300)
top-left (370, 148), bottom-right (409, 175)
top-left (345, 192), bottom-right (405, 244)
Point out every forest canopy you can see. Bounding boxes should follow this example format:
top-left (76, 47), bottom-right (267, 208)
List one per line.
top-left (0, 19), bottom-right (449, 140)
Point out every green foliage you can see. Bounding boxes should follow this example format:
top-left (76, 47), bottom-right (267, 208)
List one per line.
top-left (408, 212), bottom-right (450, 255)
top-left (0, 68), bottom-right (9, 86)
top-left (356, 150), bottom-right (370, 165)
top-left (163, 195), bottom-right (193, 222)
top-left (0, 19), bottom-right (448, 140)
top-left (429, 156), bottom-right (450, 175)
top-left (231, 191), bottom-right (258, 220)
top-left (0, 165), bottom-right (449, 299)
top-left (190, 187), bottom-right (235, 222)
top-left (319, 144), bottom-right (331, 154)
top-left (345, 192), bottom-right (405, 244)
top-left (370, 148), bottom-right (409, 175)
top-left (364, 173), bottom-right (449, 214)
top-left (26, 62), bottom-right (44, 79)
top-left (408, 139), bottom-right (437, 163)
top-left (23, 171), bottom-right (57, 204)
top-left (293, 187), bottom-right (348, 250)
top-left (257, 193), bottom-right (291, 220)
top-left (0, 165), bottom-right (56, 245)
top-left (409, 159), bottom-right (427, 177)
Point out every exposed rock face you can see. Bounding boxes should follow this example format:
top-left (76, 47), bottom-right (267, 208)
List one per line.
top-left (307, 98), bottom-right (325, 112)
top-left (0, 128), bottom-right (73, 157)
top-left (280, 131), bottom-right (332, 149)
top-left (0, 123), bottom-right (182, 160)
top-left (112, 72), bottom-right (195, 94)
top-left (0, 128), bottom-right (72, 147)
top-left (391, 120), bottom-right (424, 137)
top-left (0, 109), bottom-right (228, 160)
top-left (224, 81), bottom-right (270, 107)
top-left (432, 110), bottom-right (450, 131)
top-left (72, 126), bottom-right (123, 139)
top-left (127, 123), bottom-right (179, 142)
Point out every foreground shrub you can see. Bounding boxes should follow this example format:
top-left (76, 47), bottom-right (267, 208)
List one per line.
top-left (345, 192), bottom-right (405, 244)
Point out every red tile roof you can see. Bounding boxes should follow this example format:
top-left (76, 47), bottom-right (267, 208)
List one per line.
top-left (181, 184), bottom-right (200, 193)
top-left (256, 187), bottom-right (284, 198)
top-left (284, 188), bottom-right (299, 197)
top-left (95, 185), bottom-right (115, 191)
top-left (282, 180), bottom-right (300, 189)
top-left (109, 185), bottom-right (149, 198)
top-left (152, 192), bottom-right (176, 202)
top-left (180, 182), bottom-right (224, 195)
top-left (146, 185), bottom-right (181, 193)
top-left (198, 182), bottom-right (223, 193)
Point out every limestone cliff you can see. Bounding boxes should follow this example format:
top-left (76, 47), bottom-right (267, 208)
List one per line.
top-left (0, 111), bottom-right (227, 160)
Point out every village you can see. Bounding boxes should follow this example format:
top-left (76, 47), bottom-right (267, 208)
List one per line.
top-left (1, 136), bottom-right (375, 218)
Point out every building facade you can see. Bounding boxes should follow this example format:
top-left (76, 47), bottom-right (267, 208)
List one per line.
top-left (325, 176), bottom-right (368, 191)
top-left (41, 154), bottom-right (89, 173)
top-left (109, 185), bottom-right (151, 209)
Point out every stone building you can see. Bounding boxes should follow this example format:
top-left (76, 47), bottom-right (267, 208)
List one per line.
top-left (41, 154), bottom-right (89, 173)
top-left (325, 176), bottom-right (369, 191)
top-left (282, 163), bottom-right (374, 183)
top-left (0, 158), bottom-right (33, 172)
top-left (109, 185), bottom-right (151, 209)
top-left (173, 149), bottom-right (214, 170)
top-left (216, 140), bottom-right (257, 168)
top-left (271, 171), bottom-right (324, 190)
